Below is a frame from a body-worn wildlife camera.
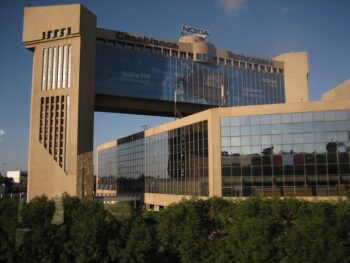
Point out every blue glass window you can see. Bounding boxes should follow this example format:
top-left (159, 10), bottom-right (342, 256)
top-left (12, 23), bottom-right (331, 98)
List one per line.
top-left (96, 46), bottom-right (285, 108)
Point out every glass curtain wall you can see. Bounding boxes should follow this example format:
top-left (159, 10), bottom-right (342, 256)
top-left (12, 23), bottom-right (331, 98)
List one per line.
top-left (98, 146), bottom-right (118, 191)
top-left (145, 120), bottom-right (208, 196)
top-left (221, 110), bottom-right (350, 197)
top-left (98, 120), bottom-right (209, 196)
top-left (96, 47), bottom-right (284, 107)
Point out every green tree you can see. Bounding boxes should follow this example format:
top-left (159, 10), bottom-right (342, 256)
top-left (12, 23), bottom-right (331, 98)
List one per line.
top-left (204, 198), bottom-right (236, 263)
top-left (0, 198), bottom-right (18, 263)
top-left (9, 195), bottom-right (350, 262)
top-left (331, 199), bottom-right (350, 262)
top-left (276, 200), bottom-right (347, 263)
top-left (21, 196), bottom-right (55, 229)
top-left (121, 211), bottom-right (160, 263)
top-left (219, 197), bottom-right (303, 263)
top-left (17, 196), bottom-right (61, 263)
top-left (60, 199), bottom-right (121, 263)
top-left (61, 193), bottom-right (81, 225)
top-left (157, 198), bottom-right (214, 263)
top-left (0, 174), bottom-right (14, 195)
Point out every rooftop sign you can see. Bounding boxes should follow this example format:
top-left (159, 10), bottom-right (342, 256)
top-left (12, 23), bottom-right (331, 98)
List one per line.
top-left (181, 25), bottom-right (209, 38)
top-left (116, 31), bottom-right (178, 49)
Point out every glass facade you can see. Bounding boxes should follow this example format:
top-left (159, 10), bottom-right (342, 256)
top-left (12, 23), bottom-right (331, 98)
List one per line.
top-left (221, 110), bottom-right (350, 197)
top-left (98, 139), bottom-right (144, 194)
top-left (96, 46), bottom-right (285, 107)
top-left (98, 120), bottom-right (208, 196)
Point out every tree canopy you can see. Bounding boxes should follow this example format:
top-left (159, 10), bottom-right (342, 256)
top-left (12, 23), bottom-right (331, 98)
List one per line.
top-left (0, 195), bottom-right (349, 262)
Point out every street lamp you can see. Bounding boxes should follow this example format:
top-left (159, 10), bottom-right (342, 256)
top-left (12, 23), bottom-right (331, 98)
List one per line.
top-left (1, 162), bottom-right (7, 177)
top-left (1, 162), bottom-right (7, 198)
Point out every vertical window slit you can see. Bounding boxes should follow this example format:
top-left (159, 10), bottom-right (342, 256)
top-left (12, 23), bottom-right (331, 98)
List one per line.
top-left (63, 45), bottom-right (68, 88)
top-left (42, 48), bottom-right (47, 91)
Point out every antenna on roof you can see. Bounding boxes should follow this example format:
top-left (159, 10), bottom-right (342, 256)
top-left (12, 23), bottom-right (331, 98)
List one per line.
top-left (220, 84), bottom-right (225, 107)
top-left (174, 90), bottom-right (183, 120)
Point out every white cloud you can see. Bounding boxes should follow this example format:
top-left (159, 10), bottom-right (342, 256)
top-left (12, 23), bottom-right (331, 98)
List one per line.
top-left (0, 129), bottom-right (5, 142)
top-left (217, 0), bottom-right (245, 15)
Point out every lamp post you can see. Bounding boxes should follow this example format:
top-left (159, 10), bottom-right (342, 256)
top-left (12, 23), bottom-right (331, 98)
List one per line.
top-left (1, 162), bottom-right (7, 198)
top-left (0, 182), bottom-right (4, 198)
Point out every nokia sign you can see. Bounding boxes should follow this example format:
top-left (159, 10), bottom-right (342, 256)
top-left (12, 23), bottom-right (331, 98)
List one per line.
top-left (182, 25), bottom-right (210, 38)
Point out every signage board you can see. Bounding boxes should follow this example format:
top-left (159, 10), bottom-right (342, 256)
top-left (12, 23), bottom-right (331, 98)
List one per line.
top-left (182, 25), bottom-right (209, 38)
top-left (116, 31), bottom-right (178, 49)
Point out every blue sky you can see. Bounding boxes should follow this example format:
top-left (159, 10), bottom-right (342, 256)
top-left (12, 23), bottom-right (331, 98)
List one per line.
top-left (0, 0), bottom-right (349, 172)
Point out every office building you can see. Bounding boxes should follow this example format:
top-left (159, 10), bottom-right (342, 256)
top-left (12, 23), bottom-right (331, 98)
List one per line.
top-left (6, 171), bottom-right (28, 184)
top-left (97, 80), bottom-right (350, 208)
top-left (23, 4), bottom-right (349, 204)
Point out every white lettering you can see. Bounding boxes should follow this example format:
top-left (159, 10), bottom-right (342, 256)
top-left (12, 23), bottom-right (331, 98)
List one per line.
top-left (122, 71), bottom-right (151, 81)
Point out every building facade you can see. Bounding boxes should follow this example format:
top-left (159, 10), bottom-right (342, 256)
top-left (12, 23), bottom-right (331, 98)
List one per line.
top-left (97, 97), bottom-right (350, 208)
top-left (23, 4), bottom-right (323, 201)
top-left (7, 171), bottom-right (28, 184)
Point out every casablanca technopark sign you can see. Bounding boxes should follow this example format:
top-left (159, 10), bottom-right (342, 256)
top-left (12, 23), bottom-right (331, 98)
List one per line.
top-left (181, 25), bottom-right (210, 38)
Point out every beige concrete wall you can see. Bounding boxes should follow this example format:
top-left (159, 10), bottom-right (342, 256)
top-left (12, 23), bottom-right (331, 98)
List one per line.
top-left (97, 140), bottom-right (118, 151)
top-left (23, 4), bottom-right (81, 43)
top-left (24, 4), bottom-right (96, 200)
top-left (192, 41), bottom-right (216, 61)
top-left (209, 109), bottom-right (222, 196)
top-left (322, 79), bottom-right (350, 101)
top-left (76, 6), bottom-right (96, 199)
top-left (214, 99), bottom-right (350, 117)
top-left (274, 51), bottom-right (309, 102)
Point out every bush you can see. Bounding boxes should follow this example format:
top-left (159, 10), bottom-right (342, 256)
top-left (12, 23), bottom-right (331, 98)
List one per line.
top-left (1, 195), bottom-right (349, 262)
top-left (0, 198), bottom-right (18, 263)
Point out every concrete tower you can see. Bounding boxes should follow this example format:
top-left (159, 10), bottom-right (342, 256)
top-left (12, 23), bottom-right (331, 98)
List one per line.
top-left (23, 4), bottom-right (96, 200)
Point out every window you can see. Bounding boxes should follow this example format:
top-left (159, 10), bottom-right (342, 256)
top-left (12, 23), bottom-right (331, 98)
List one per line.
top-left (106, 40), bottom-right (115, 47)
top-left (61, 28), bottom-right (66, 37)
top-left (126, 43), bottom-right (134, 49)
top-left (144, 46), bottom-right (152, 52)
top-left (53, 29), bottom-right (59, 38)
top-left (163, 48), bottom-right (170, 56)
top-left (117, 41), bottom-right (125, 48)
top-left (221, 110), bottom-right (350, 197)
